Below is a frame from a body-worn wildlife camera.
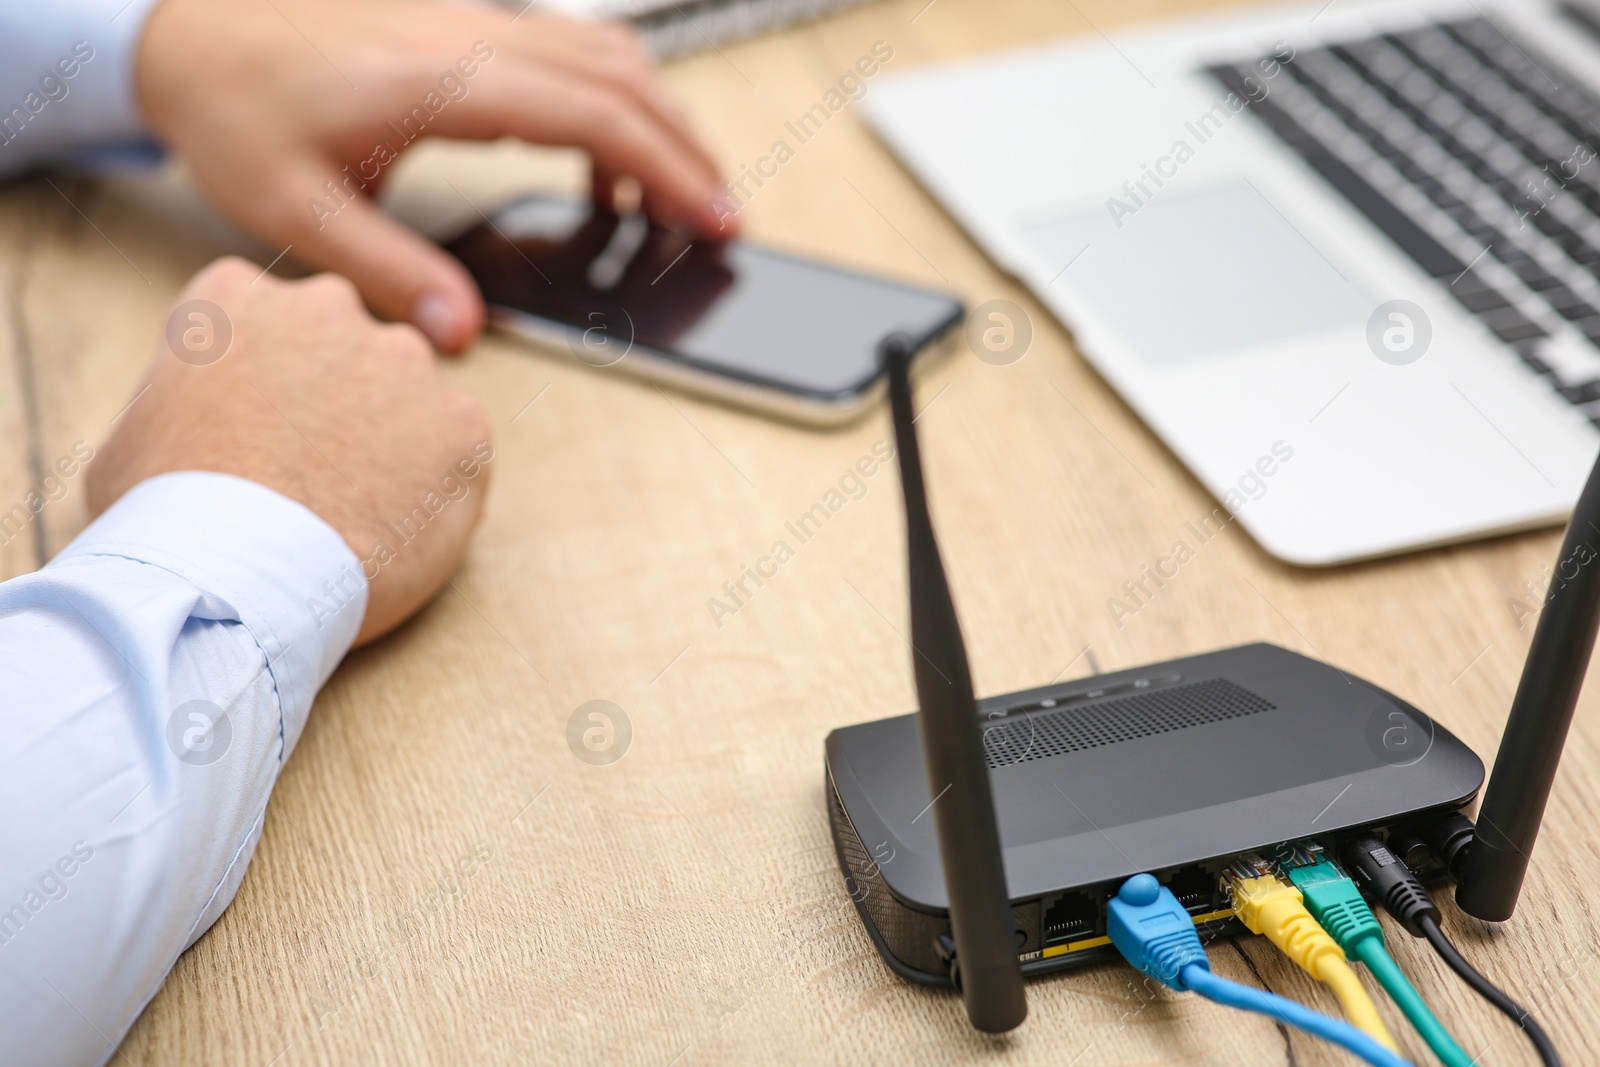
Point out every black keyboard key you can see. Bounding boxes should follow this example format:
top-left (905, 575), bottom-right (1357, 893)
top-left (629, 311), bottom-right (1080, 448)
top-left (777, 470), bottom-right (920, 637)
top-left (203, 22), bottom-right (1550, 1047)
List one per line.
top-left (1397, 157), bottom-right (1433, 183)
top-left (1543, 219), bottom-right (1583, 246)
top-left (1451, 268), bottom-right (1495, 295)
top-left (1509, 335), bottom-right (1551, 372)
top-left (1543, 287), bottom-right (1597, 319)
top-left (1495, 322), bottom-right (1547, 343)
top-left (1487, 178), bottom-right (1524, 202)
top-left (1479, 306), bottom-right (1546, 342)
top-left (1548, 230), bottom-right (1586, 256)
top-left (1496, 242), bottom-right (1534, 267)
top-left (1560, 379), bottom-right (1600, 403)
top-left (1522, 353), bottom-right (1555, 376)
top-left (1511, 259), bottom-right (1564, 289)
top-left (1453, 284), bottom-right (1511, 312)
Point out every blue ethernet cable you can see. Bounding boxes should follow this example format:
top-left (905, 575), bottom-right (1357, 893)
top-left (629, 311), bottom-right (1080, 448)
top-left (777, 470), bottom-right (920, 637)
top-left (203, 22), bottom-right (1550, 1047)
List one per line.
top-left (1107, 874), bottom-right (1415, 1067)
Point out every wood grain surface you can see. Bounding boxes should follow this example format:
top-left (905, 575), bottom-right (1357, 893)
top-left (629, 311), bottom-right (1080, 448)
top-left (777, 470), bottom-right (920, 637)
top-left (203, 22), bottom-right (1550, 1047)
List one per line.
top-left (3, 0), bottom-right (1598, 1063)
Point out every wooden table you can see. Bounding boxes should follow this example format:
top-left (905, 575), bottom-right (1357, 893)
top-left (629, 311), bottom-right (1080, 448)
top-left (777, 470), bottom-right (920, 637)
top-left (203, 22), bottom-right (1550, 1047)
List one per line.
top-left (3, 0), bottom-right (1598, 1063)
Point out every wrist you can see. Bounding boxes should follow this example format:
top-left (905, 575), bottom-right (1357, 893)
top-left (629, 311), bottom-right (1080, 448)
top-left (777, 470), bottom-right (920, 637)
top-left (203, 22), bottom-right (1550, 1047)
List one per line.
top-left (133, 0), bottom-right (264, 142)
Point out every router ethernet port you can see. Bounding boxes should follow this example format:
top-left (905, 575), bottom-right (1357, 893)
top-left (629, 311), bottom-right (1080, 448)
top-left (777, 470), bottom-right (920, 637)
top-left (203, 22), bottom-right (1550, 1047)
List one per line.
top-left (1041, 891), bottom-right (1099, 946)
top-left (1167, 865), bottom-right (1216, 915)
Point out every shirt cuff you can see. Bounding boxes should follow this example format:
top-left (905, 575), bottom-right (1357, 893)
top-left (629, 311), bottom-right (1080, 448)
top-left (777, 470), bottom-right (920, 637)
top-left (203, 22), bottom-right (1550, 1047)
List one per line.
top-left (0, 0), bottom-right (167, 173)
top-left (51, 471), bottom-right (366, 756)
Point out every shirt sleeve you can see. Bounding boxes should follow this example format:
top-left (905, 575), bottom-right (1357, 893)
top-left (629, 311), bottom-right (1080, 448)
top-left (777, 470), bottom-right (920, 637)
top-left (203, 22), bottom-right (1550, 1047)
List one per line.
top-left (0, 0), bottom-right (167, 177)
top-left (0, 471), bottom-right (367, 1067)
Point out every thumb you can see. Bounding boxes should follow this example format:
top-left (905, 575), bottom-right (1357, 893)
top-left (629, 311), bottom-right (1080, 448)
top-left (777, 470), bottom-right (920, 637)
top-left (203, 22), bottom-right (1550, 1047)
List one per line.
top-left (284, 167), bottom-right (485, 352)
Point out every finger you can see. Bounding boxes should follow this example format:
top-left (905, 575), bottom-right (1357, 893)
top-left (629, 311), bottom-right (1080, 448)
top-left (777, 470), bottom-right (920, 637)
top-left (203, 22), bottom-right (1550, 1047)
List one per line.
top-left (179, 255), bottom-right (268, 304)
top-left (591, 167), bottom-right (654, 223)
top-left (570, 59), bottom-right (736, 235)
top-left (268, 160), bottom-right (485, 352)
top-left (428, 63), bottom-right (732, 237)
top-left (509, 19), bottom-right (723, 186)
top-left (508, 19), bottom-right (710, 158)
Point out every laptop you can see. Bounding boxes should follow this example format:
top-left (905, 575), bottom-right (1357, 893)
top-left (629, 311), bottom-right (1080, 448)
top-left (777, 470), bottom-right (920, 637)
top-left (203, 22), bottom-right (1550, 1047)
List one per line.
top-left (864, 0), bottom-right (1600, 564)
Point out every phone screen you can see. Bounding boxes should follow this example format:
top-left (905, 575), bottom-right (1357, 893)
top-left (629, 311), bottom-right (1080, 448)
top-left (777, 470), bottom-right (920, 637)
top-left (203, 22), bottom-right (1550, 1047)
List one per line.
top-left (446, 196), bottom-right (963, 400)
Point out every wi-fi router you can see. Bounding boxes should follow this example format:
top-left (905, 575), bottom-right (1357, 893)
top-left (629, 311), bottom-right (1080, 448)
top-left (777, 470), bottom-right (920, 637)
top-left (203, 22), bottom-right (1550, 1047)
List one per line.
top-left (827, 335), bottom-right (1600, 1033)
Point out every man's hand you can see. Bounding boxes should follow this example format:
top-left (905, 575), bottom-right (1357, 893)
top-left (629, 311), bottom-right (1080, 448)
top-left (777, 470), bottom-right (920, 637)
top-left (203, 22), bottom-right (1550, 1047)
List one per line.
top-left (87, 257), bottom-right (493, 646)
top-left (135, 0), bottom-right (733, 352)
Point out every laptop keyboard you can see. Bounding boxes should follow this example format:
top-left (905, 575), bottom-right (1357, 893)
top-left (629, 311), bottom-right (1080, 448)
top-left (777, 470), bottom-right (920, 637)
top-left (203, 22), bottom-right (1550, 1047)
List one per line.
top-left (1208, 18), bottom-right (1600, 421)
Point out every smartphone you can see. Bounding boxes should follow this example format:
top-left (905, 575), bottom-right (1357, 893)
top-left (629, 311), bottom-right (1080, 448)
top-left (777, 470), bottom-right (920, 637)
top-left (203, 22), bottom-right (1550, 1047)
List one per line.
top-left (445, 195), bottom-right (965, 425)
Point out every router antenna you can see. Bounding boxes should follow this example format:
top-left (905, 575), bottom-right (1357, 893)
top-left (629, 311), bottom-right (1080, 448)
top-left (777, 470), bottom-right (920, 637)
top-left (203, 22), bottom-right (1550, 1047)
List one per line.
top-left (881, 333), bottom-right (1027, 1033)
top-left (1455, 452), bottom-right (1600, 921)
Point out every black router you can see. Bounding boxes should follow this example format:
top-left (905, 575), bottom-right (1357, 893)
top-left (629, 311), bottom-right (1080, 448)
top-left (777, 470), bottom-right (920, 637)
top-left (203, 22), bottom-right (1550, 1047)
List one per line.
top-left (825, 335), bottom-right (1600, 1033)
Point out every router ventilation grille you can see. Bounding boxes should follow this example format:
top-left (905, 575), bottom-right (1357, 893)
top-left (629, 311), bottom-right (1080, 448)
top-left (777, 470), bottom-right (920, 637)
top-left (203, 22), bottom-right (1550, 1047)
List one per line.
top-left (982, 678), bottom-right (1275, 768)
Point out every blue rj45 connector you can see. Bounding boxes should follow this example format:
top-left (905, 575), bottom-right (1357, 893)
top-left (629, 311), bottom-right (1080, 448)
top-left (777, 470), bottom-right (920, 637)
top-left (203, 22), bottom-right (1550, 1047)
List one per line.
top-left (1105, 874), bottom-right (1414, 1067)
top-left (1106, 873), bottom-right (1209, 990)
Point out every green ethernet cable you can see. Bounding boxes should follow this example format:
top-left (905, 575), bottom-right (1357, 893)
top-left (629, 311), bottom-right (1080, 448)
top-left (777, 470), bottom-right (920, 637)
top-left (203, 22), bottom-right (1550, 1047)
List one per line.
top-left (1285, 855), bottom-right (1475, 1067)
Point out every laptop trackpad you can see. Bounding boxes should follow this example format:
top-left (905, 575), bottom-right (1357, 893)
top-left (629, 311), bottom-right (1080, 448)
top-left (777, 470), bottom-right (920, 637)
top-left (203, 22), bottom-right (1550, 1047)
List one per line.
top-left (1024, 181), bottom-right (1372, 366)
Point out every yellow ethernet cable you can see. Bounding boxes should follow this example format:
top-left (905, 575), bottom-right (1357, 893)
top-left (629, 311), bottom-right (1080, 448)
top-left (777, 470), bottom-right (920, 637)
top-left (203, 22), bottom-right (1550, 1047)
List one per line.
top-left (1223, 855), bottom-right (1399, 1053)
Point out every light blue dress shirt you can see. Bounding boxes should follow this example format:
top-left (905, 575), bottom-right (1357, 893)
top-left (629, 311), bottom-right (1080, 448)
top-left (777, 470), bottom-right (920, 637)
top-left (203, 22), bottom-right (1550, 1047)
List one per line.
top-left (0, 472), bottom-right (366, 1065)
top-left (1, 8), bottom-right (368, 1064)
top-left (0, 0), bottom-right (165, 176)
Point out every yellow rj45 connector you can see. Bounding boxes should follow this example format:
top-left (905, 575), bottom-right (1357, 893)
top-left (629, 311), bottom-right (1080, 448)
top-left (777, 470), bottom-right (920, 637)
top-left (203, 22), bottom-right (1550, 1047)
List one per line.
top-left (1224, 855), bottom-right (1399, 1053)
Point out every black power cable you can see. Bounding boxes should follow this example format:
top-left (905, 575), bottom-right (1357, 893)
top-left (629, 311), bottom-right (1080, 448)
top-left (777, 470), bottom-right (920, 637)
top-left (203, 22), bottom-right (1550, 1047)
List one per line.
top-left (1415, 913), bottom-right (1561, 1067)
top-left (1343, 836), bottom-right (1564, 1067)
